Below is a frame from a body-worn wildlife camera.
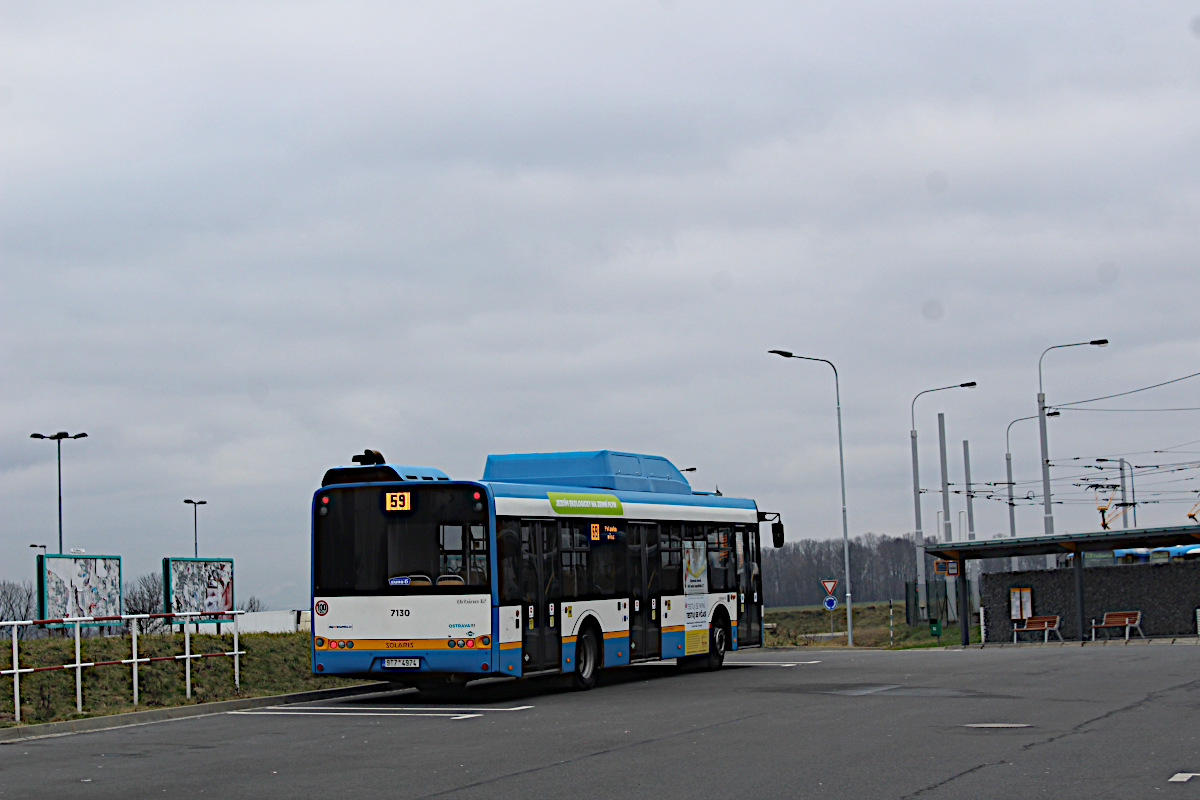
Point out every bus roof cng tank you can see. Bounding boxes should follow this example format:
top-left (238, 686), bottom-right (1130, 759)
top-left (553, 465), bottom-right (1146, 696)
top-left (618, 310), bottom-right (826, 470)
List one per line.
top-left (481, 450), bottom-right (694, 495)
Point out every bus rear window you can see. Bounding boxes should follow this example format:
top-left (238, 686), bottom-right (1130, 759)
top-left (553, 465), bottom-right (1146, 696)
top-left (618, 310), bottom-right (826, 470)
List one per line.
top-left (314, 485), bottom-right (489, 595)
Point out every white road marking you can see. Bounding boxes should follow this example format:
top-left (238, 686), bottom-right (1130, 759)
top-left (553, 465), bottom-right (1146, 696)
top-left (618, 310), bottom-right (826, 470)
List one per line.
top-left (230, 711), bottom-right (483, 719)
top-left (730, 660), bottom-right (821, 667)
top-left (311, 705), bottom-right (533, 712)
top-left (230, 704), bottom-right (532, 721)
top-left (963, 723), bottom-right (1032, 729)
top-left (1169, 773), bottom-right (1200, 783)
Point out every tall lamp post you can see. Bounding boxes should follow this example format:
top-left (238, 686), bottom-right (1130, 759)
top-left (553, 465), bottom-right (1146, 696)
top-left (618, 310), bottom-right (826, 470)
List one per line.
top-left (769, 349), bottom-right (854, 646)
top-left (1038, 340), bottom-right (1107, 567)
top-left (910, 382), bottom-right (976, 620)
top-left (1006, 412), bottom-right (1058, 570)
top-left (30, 431), bottom-right (88, 554)
top-left (184, 499), bottom-right (207, 558)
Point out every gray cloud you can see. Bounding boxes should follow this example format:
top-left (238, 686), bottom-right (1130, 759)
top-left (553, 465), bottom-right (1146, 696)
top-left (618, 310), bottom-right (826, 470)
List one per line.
top-left (3, 2), bottom-right (1199, 608)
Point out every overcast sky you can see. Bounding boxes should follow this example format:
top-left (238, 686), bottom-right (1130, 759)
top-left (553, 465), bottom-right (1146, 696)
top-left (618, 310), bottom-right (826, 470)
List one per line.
top-left (3, 3), bottom-right (1199, 610)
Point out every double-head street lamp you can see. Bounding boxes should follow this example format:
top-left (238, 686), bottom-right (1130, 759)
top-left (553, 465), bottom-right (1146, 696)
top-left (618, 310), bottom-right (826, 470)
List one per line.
top-left (184, 499), bottom-right (207, 558)
top-left (769, 349), bottom-right (854, 646)
top-left (910, 382), bottom-right (975, 619)
top-left (1037, 340), bottom-right (1107, 563)
top-left (30, 431), bottom-right (88, 554)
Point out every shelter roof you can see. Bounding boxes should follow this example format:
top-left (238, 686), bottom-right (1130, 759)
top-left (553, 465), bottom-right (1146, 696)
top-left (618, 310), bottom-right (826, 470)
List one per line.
top-left (925, 524), bottom-right (1200, 561)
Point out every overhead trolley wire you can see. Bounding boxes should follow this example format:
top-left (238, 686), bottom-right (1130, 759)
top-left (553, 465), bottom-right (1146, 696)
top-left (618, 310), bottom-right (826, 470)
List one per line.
top-left (1055, 369), bottom-right (1200, 408)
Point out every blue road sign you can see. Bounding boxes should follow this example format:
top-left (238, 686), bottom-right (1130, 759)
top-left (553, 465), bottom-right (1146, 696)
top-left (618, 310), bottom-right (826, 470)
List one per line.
top-left (823, 595), bottom-right (838, 611)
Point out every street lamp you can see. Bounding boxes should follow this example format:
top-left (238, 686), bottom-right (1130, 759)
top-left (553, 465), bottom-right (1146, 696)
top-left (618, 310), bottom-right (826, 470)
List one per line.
top-left (30, 431), bottom-right (88, 554)
top-left (1006, 412), bottom-right (1057, 570)
top-left (29, 544), bottom-right (47, 555)
top-left (769, 349), bottom-right (854, 646)
top-left (184, 499), bottom-right (207, 558)
top-left (910, 382), bottom-right (975, 619)
top-left (1037, 339), bottom-right (1107, 565)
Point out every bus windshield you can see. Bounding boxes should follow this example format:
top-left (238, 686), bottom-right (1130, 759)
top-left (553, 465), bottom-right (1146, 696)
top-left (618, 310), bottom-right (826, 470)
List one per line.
top-left (314, 485), bottom-right (489, 595)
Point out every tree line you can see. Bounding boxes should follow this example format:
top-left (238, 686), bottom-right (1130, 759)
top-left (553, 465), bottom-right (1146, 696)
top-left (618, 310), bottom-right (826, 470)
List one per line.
top-left (761, 533), bottom-right (920, 607)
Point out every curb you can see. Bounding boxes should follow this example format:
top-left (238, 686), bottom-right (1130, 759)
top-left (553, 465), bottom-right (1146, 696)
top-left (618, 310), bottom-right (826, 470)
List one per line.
top-left (0, 681), bottom-right (399, 744)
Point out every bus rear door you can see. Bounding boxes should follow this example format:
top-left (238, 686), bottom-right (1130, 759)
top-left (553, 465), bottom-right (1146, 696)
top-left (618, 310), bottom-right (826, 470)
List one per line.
top-left (628, 522), bottom-right (662, 660)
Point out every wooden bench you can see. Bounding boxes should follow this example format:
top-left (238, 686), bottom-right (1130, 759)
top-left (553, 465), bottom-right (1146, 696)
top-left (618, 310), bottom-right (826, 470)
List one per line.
top-left (1091, 611), bottom-right (1144, 641)
top-left (1013, 615), bottom-right (1063, 643)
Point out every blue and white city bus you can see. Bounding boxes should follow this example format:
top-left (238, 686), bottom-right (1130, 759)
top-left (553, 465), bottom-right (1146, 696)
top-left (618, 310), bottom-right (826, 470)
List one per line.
top-left (311, 449), bottom-right (783, 690)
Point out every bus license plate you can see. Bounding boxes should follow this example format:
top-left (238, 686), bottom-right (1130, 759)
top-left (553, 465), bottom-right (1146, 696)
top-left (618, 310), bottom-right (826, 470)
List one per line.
top-left (384, 658), bottom-right (420, 669)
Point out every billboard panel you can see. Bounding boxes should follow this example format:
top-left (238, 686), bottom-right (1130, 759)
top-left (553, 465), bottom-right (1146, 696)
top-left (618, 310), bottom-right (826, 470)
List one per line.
top-left (37, 554), bottom-right (123, 625)
top-left (163, 558), bottom-right (234, 620)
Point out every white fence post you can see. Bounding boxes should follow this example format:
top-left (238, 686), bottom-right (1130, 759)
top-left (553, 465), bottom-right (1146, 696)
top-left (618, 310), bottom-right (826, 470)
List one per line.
top-left (73, 619), bottom-right (83, 714)
top-left (131, 620), bottom-right (139, 706)
top-left (233, 612), bottom-right (240, 692)
top-left (184, 620), bottom-right (191, 700)
top-left (11, 624), bottom-right (19, 723)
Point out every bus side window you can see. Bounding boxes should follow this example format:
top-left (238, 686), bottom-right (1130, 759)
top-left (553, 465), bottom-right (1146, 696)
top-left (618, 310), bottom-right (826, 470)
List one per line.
top-left (560, 522), bottom-right (589, 599)
top-left (661, 524), bottom-right (682, 594)
top-left (707, 526), bottom-right (734, 593)
top-left (497, 519), bottom-right (522, 604)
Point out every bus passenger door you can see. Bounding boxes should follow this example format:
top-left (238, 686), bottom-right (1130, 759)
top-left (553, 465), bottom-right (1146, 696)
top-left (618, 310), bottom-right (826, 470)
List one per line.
top-left (738, 526), bottom-right (763, 646)
top-left (628, 523), bottom-right (661, 660)
top-left (520, 520), bottom-right (562, 672)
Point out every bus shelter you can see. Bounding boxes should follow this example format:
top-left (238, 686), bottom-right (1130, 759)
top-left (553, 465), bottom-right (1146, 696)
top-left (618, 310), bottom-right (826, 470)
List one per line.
top-left (926, 524), bottom-right (1200, 646)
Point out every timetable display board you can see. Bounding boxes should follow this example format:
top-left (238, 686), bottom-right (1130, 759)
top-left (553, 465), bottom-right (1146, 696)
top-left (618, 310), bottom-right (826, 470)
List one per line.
top-left (1009, 588), bottom-right (1032, 620)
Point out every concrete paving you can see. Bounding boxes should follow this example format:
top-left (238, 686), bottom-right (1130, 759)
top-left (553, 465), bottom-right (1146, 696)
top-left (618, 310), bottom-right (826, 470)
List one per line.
top-left (1, 645), bottom-right (1198, 798)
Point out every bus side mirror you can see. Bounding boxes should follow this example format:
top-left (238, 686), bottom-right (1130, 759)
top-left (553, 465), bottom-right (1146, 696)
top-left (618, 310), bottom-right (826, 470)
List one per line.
top-left (771, 521), bottom-right (785, 548)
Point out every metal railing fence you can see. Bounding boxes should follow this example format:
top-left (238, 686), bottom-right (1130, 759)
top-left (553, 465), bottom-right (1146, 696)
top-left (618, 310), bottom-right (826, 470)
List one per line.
top-left (1, 610), bottom-right (244, 723)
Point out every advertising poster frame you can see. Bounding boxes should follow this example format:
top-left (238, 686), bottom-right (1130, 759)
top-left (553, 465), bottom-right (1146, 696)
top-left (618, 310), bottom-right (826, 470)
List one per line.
top-left (682, 541), bottom-right (709, 655)
top-left (162, 557), bottom-right (235, 624)
top-left (36, 554), bottom-right (124, 627)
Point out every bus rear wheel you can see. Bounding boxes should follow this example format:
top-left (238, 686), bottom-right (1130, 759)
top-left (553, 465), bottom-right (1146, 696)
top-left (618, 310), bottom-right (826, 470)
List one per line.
top-left (572, 627), bottom-right (601, 690)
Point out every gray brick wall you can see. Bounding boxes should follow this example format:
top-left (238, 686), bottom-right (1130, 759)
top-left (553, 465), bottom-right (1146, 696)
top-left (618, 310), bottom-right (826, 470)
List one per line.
top-left (981, 562), bottom-right (1200, 641)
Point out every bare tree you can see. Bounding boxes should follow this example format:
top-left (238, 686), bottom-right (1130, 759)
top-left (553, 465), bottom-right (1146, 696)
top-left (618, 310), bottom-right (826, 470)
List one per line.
top-left (238, 596), bottom-right (266, 612)
top-left (0, 580), bottom-right (36, 638)
top-left (124, 572), bottom-right (168, 633)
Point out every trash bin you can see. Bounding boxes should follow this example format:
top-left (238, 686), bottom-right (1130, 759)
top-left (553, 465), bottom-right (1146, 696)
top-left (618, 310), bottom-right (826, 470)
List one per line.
top-left (930, 619), bottom-right (942, 638)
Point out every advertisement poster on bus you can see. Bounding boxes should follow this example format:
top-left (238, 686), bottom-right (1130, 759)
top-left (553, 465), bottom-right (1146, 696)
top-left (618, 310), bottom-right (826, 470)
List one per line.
top-left (37, 554), bottom-right (123, 626)
top-left (163, 558), bottom-right (234, 621)
top-left (682, 541), bottom-right (709, 654)
top-left (683, 541), bottom-right (707, 595)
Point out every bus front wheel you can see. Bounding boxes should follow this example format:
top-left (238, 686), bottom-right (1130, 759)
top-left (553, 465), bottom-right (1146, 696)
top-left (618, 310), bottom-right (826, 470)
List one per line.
top-left (704, 618), bottom-right (728, 671)
top-left (572, 627), bottom-right (601, 690)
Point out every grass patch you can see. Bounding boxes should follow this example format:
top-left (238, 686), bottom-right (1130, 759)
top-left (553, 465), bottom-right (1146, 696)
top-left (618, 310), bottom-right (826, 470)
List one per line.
top-left (0, 632), bottom-right (367, 727)
top-left (764, 602), bottom-right (980, 648)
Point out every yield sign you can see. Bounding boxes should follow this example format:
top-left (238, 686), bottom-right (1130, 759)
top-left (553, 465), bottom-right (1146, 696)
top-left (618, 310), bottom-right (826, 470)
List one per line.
top-left (821, 580), bottom-right (837, 596)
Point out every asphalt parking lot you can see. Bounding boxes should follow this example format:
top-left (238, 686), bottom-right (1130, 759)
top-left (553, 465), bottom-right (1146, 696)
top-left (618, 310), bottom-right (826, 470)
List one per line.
top-left (2, 645), bottom-right (1198, 799)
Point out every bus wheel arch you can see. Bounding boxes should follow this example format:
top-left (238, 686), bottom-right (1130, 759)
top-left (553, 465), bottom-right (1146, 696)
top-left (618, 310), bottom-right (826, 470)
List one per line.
top-left (571, 617), bottom-right (603, 690)
top-left (705, 607), bottom-right (730, 671)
